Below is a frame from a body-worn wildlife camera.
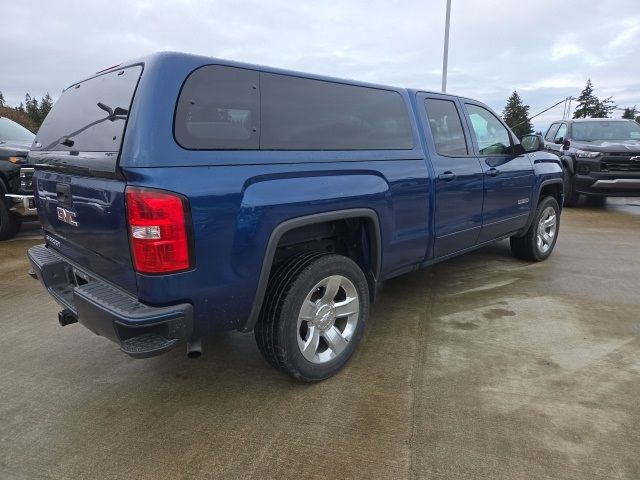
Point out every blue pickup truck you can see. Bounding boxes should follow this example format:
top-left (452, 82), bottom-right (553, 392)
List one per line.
top-left (27, 52), bottom-right (563, 381)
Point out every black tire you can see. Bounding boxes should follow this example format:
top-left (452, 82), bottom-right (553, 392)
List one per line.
top-left (510, 196), bottom-right (561, 262)
top-left (0, 194), bottom-right (21, 241)
top-left (254, 252), bottom-right (369, 382)
top-left (562, 167), bottom-right (580, 207)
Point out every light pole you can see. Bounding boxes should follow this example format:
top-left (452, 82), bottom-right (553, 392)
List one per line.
top-left (441, 0), bottom-right (452, 93)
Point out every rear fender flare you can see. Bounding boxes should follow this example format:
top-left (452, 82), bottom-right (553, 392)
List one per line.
top-left (240, 208), bottom-right (381, 332)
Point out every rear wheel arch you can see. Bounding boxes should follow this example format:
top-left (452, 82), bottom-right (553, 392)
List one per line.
top-left (241, 208), bottom-right (382, 333)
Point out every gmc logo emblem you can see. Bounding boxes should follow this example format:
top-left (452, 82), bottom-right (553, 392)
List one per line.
top-left (56, 206), bottom-right (79, 227)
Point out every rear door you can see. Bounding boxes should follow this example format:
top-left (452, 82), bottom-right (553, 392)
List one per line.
top-left (419, 93), bottom-right (484, 258)
top-left (29, 65), bottom-right (143, 294)
top-left (462, 102), bottom-right (534, 241)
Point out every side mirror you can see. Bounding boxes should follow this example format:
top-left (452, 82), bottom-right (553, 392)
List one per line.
top-left (554, 136), bottom-right (564, 145)
top-left (520, 134), bottom-right (543, 153)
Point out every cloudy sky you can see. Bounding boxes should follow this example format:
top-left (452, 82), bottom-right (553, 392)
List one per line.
top-left (2, 0), bottom-right (639, 132)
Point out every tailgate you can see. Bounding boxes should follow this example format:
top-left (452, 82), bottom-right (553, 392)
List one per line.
top-left (28, 65), bottom-right (143, 294)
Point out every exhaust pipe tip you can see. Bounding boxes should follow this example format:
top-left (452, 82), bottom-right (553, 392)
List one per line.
top-left (186, 338), bottom-right (202, 359)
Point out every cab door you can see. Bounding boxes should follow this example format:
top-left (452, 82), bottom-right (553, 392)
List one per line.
top-left (419, 93), bottom-right (484, 258)
top-left (545, 122), bottom-right (567, 157)
top-left (462, 102), bottom-right (534, 242)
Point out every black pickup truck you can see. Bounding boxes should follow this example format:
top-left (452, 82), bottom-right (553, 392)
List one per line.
top-left (543, 118), bottom-right (640, 206)
top-left (0, 117), bottom-right (37, 239)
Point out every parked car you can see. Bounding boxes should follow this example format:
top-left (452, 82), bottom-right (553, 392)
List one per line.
top-left (27, 52), bottom-right (563, 381)
top-left (543, 118), bottom-right (640, 206)
top-left (0, 117), bottom-right (37, 239)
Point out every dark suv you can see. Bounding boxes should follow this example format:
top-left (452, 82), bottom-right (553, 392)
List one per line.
top-left (0, 117), bottom-right (37, 239)
top-left (543, 119), bottom-right (640, 206)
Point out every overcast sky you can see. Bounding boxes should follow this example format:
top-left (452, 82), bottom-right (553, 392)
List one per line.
top-left (2, 0), bottom-right (639, 132)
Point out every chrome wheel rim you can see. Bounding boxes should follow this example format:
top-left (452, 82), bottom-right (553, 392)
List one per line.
top-left (536, 206), bottom-right (557, 254)
top-left (296, 275), bottom-right (360, 364)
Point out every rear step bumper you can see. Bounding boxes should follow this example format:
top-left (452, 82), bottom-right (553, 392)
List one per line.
top-left (27, 244), bottom-right (193, 358)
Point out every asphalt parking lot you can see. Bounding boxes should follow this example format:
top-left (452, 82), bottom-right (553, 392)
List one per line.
top-left (1, 198), bottom-right (639, 480)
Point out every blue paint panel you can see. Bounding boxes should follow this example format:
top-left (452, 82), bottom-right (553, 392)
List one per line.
top-left (123, 160), bottom-right (430, 335)
top-left (35, 171), bottom-right (137, 293)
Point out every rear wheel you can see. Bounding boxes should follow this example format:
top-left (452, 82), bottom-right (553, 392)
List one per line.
top-left (254, 252), bottom-right (369, 382)
top-left (510, 196), bottom-right (560, 262)
top-left (0, 195), bottom-right (21, 241)
top-left (563, 167), bottom-right (580, 207)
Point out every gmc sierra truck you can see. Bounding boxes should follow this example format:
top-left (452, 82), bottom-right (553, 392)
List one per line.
top-left (27, 52), bottom-right (563, 381)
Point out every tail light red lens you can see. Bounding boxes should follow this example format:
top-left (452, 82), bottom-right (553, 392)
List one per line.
top-left (125, 187), bottom-right (192, 274)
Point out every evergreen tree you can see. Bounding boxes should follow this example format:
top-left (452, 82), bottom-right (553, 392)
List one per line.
top-left (502, 91), bottom-right (533, 138)
top-left (16, 102), bottom-right (25, 114)
top-left (573, 79), bottom-right (599, 118)
top-left (39, 93), bottom-right (54, 121)
top-left (593, 96), bottom-right (617, 118)
top-left (25, 93), bottom-right (41, 125)
top-left (622, 106), bottom-right (638, 119)
top-left (573, 79), bottom-right (617, 119)
top-left (0, 91), bottom-right (4, 108)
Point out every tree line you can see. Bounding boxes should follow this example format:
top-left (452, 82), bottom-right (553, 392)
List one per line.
top-left (502, 79), bottom-right (640, 139)
top-left (0, 91), bottom-right (54, 132)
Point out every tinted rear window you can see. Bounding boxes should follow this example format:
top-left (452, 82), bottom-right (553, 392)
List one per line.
top-left (261, 73), bottom-right (413, 150)
top-left (174, 66), bottom-right (414, 151)
top-left (34, 66), bottom-right (142, 152)
top-left (174, 65), bottom-right (259, 149)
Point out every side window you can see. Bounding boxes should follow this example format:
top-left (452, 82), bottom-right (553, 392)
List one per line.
top-left (424, 99), bottom-right (468, 156)
top-left (175, 65), bottom-right (259, 149)
top-left (465, 104), bottom-right (512, 155)
top-left (545, 123), bottom-right (560, 141)
top-left (260, 73), bottom-right (413, 150)
top-left (554, 123), bottom-right (567, 142)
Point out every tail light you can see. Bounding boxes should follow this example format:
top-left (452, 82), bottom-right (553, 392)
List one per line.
top-left (125, 187), bottom-right (192, 274)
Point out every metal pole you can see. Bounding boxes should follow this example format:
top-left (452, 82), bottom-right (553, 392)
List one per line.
top-left (442, 0), bottom-right (452, 93)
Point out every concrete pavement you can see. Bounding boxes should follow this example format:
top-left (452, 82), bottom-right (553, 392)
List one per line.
top-left (1, 198), bottom-right (639, 479)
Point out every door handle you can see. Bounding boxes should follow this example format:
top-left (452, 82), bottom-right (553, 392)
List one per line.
top-left (486, 168), bottom-right (500, 177)
top-left (438, 172), bottom-right (456, 182)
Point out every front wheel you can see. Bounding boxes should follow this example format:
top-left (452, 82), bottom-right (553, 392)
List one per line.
top-left (510, 196), bottom-right (560, 262)
top-left (254, 252), bottom-right (369, 382)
